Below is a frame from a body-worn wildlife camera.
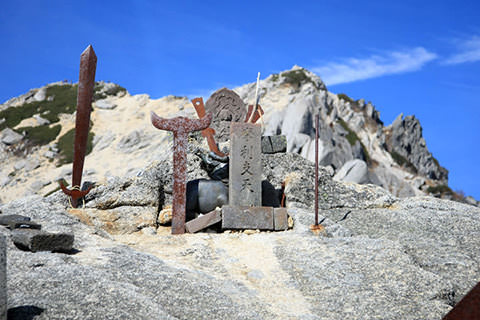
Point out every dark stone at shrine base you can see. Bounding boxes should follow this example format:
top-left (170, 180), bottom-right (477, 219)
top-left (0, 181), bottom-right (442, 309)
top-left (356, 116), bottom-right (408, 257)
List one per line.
top-left (261, 135), bottom-right (287, 154)
top-left (186, 209), bottom-right (222, 233)
top-left (0, 214), bottom-right (31, 226)
top-left (222, 206), bottom-right (274, 230)
top-left (11, 230), bottom-right (74, 253)
top-left (273, 208), bottom-right (288, 231)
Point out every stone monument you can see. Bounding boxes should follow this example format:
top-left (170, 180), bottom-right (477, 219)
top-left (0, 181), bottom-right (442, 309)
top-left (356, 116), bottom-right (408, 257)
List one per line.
top-left (229, 122), bottom-right (262, 206)
top-left (205, 88), bottom-right (247, 142)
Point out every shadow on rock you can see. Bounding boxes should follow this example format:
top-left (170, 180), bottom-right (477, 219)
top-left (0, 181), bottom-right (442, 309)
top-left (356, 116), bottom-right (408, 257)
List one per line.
top-left (8, 305), bottom-right (44, 320)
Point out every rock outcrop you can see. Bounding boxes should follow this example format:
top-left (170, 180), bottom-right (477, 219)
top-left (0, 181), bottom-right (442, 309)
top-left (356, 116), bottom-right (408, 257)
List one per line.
top-left (1, 152), bottom-right (479, 319)
top-left (386, 113), bottom-right (448, 183)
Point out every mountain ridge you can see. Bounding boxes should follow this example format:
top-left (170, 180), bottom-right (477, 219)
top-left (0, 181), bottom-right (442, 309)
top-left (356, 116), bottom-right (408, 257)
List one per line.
top-left (0, 66), bottom-right (476, 206)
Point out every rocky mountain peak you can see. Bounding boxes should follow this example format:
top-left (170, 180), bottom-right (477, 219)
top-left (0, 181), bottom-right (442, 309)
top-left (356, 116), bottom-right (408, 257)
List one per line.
top-left (386, 113), bottom-right (448, 183)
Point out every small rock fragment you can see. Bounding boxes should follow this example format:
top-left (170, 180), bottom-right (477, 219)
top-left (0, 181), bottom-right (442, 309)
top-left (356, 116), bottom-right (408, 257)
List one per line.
top-left (0, 214), bottom-right (31, 226)
top-left (158, 205), bottom-right (172, 225)
top-left (1, 128), bottom-right (23, 145)
top-left (11, 230), bottom-right (74, 252)
top-left (261, 135), bottom-right (287, 154)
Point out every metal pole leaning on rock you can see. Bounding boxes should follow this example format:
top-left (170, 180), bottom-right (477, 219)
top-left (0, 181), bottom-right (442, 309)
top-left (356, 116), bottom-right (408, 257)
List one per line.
top-left (151, 111), bottom-right (212, 234)
top-left (59, 45), bottom-right (97, 208)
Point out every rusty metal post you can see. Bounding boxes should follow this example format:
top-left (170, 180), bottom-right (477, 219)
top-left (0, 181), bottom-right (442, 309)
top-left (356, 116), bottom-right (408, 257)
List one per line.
top-left (443, 281), bottom-right (480, 320)
top-left (151, 111), bottom-right (212, 234)
top-left (310, 114), bottom-right (324, 235)
top-left (315, 114), bottom-right (319, 226)
top-left (60, 45), bottom-right (97, 208)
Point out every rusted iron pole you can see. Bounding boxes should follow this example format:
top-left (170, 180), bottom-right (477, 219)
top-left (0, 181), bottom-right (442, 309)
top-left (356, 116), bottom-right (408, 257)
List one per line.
top-left (315, 114), bottom-right (319, 226)
top-left (60, 45), bottom-right (97, 208)
top-left (151, 111), bottom-right (212, 234)
top-left (443, 281), bottom-right (480, 320)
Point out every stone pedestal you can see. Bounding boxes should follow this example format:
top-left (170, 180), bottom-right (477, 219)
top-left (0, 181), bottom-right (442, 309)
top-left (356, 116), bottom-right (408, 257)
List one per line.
top-left (229, 122), bottom-right (262, 207)
top-left (222, 206), bottom-right (274, 230)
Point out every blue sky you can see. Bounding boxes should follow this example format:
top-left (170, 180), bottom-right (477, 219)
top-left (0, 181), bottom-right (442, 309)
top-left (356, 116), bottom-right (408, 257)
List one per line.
top-left (1, 0), bottom-right (479, 199)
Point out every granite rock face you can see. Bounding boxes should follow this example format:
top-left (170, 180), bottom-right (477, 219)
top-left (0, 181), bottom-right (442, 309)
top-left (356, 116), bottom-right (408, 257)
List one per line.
top-left (235, 66), bottom-right (456, 199)
top-left (1, 183), bottom-right (479, 319)
top-left (0, 128), bottom-right (23, 145)
top-left (387, 114), bottom-right (448, 183)
top-left (0, 151), bottom-right (479, 319)
top-left (333, 159), bottom-right (368, 184)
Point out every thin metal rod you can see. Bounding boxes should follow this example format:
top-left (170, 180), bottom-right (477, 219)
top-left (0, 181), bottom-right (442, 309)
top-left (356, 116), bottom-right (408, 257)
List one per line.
top-left (315, 114), bottom-right (319, 226)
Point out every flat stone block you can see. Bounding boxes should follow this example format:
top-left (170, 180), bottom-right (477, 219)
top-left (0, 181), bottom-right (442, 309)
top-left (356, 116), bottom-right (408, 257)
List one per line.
top-left (0, 235), bottom-right (6, 320)
top-left (261, 135), bottom-right (287, 154)
top-left (273, 208), bottom-right (288, 231)
top-left (222, 206), bottom-right (273, 230)
top-left (186, 209), bottom-right (222, 233)
top-left (8, 221), bottom-right (41, 230)
top-left (11, 230), bottom-right (74, 253)
top-left (0, 214), bottom-right (30, 226)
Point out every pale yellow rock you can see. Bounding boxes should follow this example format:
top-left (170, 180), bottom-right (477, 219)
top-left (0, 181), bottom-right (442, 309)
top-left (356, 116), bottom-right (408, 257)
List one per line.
top-left (158, 205), bottom-right (172, 225)
top-left (288, 215), bottom-right (294, 228)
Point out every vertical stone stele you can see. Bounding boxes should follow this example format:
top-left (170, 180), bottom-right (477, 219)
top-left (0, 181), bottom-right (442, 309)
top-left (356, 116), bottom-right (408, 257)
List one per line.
top-left (229, 122), bottom-right (262, 207)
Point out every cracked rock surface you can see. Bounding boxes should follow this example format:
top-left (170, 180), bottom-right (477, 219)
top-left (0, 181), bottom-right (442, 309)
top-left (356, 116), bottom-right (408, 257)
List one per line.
top-left (1, 155), bottom-right (479, 319)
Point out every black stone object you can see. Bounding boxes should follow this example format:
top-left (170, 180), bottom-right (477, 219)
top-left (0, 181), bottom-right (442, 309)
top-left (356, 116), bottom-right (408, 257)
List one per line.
top-left (11, 230), bottom-right (74, 253)
top-left (0, 214), bottom-right (31, 227)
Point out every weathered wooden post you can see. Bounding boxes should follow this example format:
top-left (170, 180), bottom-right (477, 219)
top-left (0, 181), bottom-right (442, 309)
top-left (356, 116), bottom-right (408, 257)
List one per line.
top-left (151, 111), bottom-right (212, 234)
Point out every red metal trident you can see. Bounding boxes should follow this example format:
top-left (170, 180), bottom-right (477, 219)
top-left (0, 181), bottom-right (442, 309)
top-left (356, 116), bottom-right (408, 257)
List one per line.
top-left (151, 109), bottom-right (212, 234)
top-left (59, 45), bottom-right (97, 208)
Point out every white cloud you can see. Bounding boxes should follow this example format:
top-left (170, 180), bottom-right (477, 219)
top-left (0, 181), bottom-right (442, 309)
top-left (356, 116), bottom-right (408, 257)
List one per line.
top-left (443, 36), bottom-right (480, 65)
top-left (312, 47), bottom-right (437, 86)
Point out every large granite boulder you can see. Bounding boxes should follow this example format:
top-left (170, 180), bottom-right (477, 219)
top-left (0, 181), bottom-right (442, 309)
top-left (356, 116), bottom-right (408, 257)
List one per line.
top-left (333, 159), bottom-right (369, 184)
top-left (1, 182), bottom-right (479, 319)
